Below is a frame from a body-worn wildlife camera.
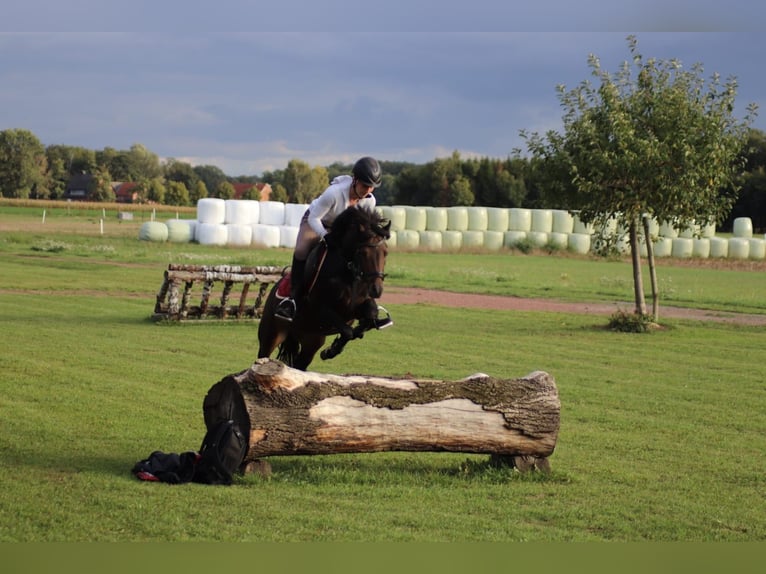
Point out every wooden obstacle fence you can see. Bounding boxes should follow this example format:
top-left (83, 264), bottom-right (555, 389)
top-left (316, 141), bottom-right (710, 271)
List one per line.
top-left (153, 264), bottom-right (284, 321)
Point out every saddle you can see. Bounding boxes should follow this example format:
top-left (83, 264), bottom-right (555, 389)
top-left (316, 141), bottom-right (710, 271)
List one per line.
top-left (275, 241), bottom-right (328, 300)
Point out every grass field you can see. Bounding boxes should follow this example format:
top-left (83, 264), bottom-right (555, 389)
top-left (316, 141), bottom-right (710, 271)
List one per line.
top-left (1, 203), bottom-right (765, 545)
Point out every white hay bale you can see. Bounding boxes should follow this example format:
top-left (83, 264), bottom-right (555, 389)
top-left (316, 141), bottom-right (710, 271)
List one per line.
top-left (509, 208), bottom-right (532, 231)
top-left (425, 207), bottom-right (448, 231)
top-left (692, 238), bottom-right (710, 258)
top-left (652, 237), bottom-right (673, 257)
top-left (483, 230), bottom-right (504, 251)
top-left (242, 200), bottom-right (260, 224)
top-left (251, 224), bottom-right (281, 248)
top-left (279, 225), bottom-right (299, 249)
top-left (568, 233), bottom-right (591, 254)
top-left (395, 229), bottom-right (420, 249)
top-left (486, 208), bottom-right (509, 232)
top-left (196, 223), bottom-right (228, 246)
top-left (224, 199), bottom-right (252, 225)
top-left (572, 213), bottom-right (594, 235)
top-left (446, 206), bottom-right (469, 231)
top-left (671, 237), bottom-right (693, 258)
top-left (748, 237), bottom-right (765, 260)
top-left (418, 230), bottom-right (443, 251)
top-left (733, 217), bottom-right (753, 238)
top-left (382, 206), bottom-right (407, 231)
top-left (709, 237), bottom-right (728, 258)
top-left (728, 237), bottom-right (750, 259)
top-left (404, 206), bottom-right (427, 231)
top-left (693, 235), bottom-right (713, 256)
top-left (467, 207), bottom-right (488, 231)
top-left (284, 203), bottom-right (308, 227)
top-left (226, 224), bottom-right (252, 247)
top-left (165, 219), bottom-right (193, 243)
top-left (659, 220), bottom-right (678, 238)
top-left (461, 230), bottom-right (485, 249)
top-left (258, 201), bottom-right (286, 226)
top-left (551, 210), bottom-right (574, 234)
top-left (386, 230), bottom-right (397, 248)
top-left (527, 231), bottom-right (549, 248)
top-left (138, 221), bottom-right (168, 242)
top-left (678, 221), bottom-right (700, 239)
top-left (531, 209), bottom-right (553, 233)
top-left (549, 232), bottom-right (569, 250)
top-left (441, 230), bottom-right (463, 250)
top-left (197, 198), bottom-right (226, 224)
top-left (503, 230), bottom-right (527, 248)
top-left (700, 222), bottom-right (716, 238)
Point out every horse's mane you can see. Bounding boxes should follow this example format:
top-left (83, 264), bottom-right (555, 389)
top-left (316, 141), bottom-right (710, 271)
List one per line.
top-left (330, 205), bottom-right (390, 241)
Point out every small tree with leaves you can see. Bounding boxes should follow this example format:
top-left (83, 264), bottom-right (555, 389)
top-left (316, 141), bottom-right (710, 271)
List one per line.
top-left (521, 35), bottom-right (757, 321)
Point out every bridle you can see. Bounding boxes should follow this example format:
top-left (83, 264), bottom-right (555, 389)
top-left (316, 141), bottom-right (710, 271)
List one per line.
top-left (348, 234), bottom-right (388, 282)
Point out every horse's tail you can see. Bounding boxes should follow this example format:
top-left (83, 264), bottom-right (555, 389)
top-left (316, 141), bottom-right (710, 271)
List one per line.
top-left (276, 334), bottom-right (300, 367)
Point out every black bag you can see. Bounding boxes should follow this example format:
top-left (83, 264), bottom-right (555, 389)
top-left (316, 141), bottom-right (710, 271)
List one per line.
top-left (192, 419), bottom-right (248, 485)
top-left (132, 450), bottom-right (199, 484)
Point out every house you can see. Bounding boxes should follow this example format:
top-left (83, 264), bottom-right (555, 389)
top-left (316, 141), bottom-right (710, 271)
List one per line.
top-left (113, 182), bottom-right (140, 203)
top-left (63, 174), bottom-right (92, 201)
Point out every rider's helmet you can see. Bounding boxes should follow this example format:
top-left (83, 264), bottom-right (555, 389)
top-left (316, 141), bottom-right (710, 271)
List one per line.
top-left (352, 156), bottom-right (382, 188)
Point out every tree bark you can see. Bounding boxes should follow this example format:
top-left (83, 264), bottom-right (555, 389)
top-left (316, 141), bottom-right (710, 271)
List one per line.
top-left (629, 220), bottom-right (647, 315)
top-left (642, 215), bottom-right (660, 320)
top-left (203, 358), bottom-right (561, 469)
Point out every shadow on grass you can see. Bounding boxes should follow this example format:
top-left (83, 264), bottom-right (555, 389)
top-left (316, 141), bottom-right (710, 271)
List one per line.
top-left (250, 452), bottom-right (573, 486)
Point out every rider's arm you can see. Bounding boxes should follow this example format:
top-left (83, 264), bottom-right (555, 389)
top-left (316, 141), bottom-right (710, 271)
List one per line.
top-left (306, 189), bottom-right (337, 238)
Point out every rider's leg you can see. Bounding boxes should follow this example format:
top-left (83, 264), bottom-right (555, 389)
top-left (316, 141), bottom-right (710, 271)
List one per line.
top-left (275, 255), bottom-right (306, 320)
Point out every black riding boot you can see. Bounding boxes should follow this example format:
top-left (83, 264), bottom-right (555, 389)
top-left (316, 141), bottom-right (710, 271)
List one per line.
top-left (275, 256), bottom-right (306, 321)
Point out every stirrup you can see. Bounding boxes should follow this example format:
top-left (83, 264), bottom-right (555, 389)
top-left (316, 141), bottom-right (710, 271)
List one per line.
top-left (375, 305), bottom-right (393, 329)
top-left (275, 298), bottom-right (296, 321)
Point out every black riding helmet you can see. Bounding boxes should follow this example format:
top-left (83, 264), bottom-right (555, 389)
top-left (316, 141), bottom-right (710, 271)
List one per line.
top-left (352, 156), bottom-right (382, 188)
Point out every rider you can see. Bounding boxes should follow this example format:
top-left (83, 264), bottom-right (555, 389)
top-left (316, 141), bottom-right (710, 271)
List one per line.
top-left (275, 156), bottom-right (385, 323)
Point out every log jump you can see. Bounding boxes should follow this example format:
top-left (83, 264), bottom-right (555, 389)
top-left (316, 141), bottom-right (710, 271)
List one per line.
top-left (153, 264), bottom-right (284, 321)
top-left (202, 358), bottom-right (561, 473)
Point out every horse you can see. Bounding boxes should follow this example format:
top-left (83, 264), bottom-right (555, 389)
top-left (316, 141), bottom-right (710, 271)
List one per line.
top-left (257, 205), bottom-right (392, 371)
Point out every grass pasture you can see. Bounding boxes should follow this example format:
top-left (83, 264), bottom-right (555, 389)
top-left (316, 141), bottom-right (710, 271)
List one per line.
top-left (1, 203), bottom-right (765, 543)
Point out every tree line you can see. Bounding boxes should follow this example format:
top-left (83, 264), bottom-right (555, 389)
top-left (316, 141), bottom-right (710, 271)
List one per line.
top-left (2, 129), bottom-right (765, 235)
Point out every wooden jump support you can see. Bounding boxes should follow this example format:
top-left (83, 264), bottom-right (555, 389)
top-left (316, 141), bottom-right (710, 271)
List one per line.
top-left (153, 264), bottom-right (284, 321)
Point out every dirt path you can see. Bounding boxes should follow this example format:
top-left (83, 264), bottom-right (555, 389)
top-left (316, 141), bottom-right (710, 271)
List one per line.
top-left (380, 287), bottom-right (766, 326)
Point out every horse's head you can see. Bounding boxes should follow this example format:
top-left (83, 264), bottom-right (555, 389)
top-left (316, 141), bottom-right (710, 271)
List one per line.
top-left (331, 206), bottom-right (391, 299)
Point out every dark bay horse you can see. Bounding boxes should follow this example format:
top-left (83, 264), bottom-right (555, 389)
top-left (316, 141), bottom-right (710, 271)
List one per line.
top-left (257, 205), bottom-right (392, 371)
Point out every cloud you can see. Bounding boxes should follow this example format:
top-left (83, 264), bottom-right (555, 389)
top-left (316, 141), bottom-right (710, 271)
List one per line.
top-left (1, 31), bottom-right (764, 176)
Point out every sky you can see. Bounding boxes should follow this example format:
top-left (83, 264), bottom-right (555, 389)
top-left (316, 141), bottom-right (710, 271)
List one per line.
top-left (2, 2), bottom-right (766, 177)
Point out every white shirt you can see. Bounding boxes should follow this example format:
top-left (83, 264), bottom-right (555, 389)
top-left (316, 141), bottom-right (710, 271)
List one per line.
top-left (306, 175), bottom-right (377, 237)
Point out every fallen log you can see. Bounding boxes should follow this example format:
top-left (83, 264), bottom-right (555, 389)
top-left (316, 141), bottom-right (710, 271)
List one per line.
top-left (202, 358), bottom-right (561, 473)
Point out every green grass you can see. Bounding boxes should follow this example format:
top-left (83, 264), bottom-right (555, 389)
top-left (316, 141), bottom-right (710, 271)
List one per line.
top-left (1, 208), bottom-right (765, 542)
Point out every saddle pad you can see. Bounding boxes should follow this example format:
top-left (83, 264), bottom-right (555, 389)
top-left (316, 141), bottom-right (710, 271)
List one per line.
top-left (276, 274), bottom-right (291, 298)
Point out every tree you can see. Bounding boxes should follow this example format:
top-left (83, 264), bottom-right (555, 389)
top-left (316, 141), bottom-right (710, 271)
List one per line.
top-left (194, 164), bottom-right (228, 195)
top-left (215, 180), bottom-right (235, 199)
top-left (0, 129), bottom-right (49, 198)
top-left (282, 159), bottom-right (328, 204)
top-left (46, 144), bottom-right (98, 199)
top-left (164, 159), bottom-right (200, 191)
top-left (725, 129), bottom-right (766, 232)
top-left (165, 180), bottom-right (190, 206)
top-left (269, 182), bottom-right (289, 202)
top-left (521, 35), bottom-right (756, 320)
top-left (86, 166), bottom-right (115, 202)
top-left (190, 179), bottom-right (209, 205)
top-left (145, 177), bottom-right (166, 204)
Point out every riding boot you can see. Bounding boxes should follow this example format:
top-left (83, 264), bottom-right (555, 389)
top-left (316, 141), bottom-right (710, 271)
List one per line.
top-left (275, 256), bottom-right (306, 321)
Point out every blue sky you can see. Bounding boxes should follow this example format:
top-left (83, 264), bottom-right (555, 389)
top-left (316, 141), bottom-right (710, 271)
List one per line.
top-left (2, 3), bottom-right (765, 176)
